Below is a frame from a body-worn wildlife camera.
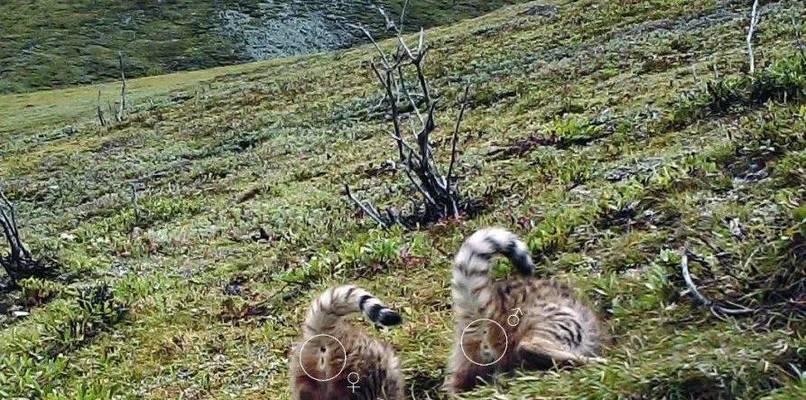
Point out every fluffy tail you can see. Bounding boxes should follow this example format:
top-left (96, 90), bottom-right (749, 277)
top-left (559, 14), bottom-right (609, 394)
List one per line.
top-left (451, 227), bottom-right (534, 318)
top-left (303, 285), bottom-right (402, 338)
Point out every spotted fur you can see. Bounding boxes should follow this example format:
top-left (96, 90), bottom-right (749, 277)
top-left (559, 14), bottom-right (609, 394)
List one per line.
top-left (446, 228), bottom-right (604, 393)
top-left (289, 285), bottom-right (404, 400)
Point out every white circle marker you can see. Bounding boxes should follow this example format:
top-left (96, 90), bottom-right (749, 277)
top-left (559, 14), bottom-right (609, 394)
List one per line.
top-left (347, 372), bottom-right (360, 384)
top-left (298, 334), bottom-right (347, 382)
top-left (460, 318), bottom-right (508, 367)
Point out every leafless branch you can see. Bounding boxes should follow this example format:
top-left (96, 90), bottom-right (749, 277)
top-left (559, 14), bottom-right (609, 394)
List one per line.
top-left (130, 183), bottom-right (141, 226)
top-left (399, 0), bottom-right (411, 32)
top-left (118, 52), bottom-right (128, 121)
top-left (747, 0), bottom-right (761, 74)
top-left (97, 90), bottom-right (107, 127)
top-left (347, 23), bottom-right (392, 68)
top-left (344, 185), bottom-right (389, 227)
top-left (398, 64), bottom-right (424, 124)
top-left (376, 6), bottom-right (397, 33)
top-left (0, 190), bottom-right (29, 260)
top-left (371, 62), bottom-right (406, 160)
top-left (447, 85), bottom-right (471, 188)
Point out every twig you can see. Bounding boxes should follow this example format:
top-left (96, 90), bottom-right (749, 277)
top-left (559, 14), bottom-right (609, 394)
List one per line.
top-left (347, 23), bottom-right (392, 68)
top-left (403, 161), bottom-right (438, 205)
top-left (680, 249), bottom-right (756, 316)
top-left (130, 183), bottom-right (140, 226)
top-left (118, 52), bottom-right (127, 121)
top-left (96, 90), bottom-right (107, 127)
top-left (747, 0), bottom-right (761, 75)
top-left (398, 64), bottom-right (424, 124)
top-left (447, 85), bottom-right (471, 189)
top-left (399, 0), bottom-right (411, 33)
top-left (371, 62), bottom-right (406, 160)
top-left (0, 190), bottom-right (29, 260)
top-left (344, 185), bottom-right (390, 228)
top-left (376, 6), bottom-right (397, 33)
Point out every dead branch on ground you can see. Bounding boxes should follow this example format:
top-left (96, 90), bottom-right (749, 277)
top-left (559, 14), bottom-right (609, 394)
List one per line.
top-left (680, 249), bottom-right (756, 318)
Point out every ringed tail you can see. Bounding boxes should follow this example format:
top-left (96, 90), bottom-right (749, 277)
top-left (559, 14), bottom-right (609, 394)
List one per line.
top-left (303, 285), bottom-right (402, 338)
top-left (451, 227), bottom-right (534, 317)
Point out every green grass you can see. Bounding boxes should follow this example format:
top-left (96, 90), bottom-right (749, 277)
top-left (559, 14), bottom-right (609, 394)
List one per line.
top-left (0, 0), bottom-right (525, 94)
top-left (1, 0), bottom-right (805, 399)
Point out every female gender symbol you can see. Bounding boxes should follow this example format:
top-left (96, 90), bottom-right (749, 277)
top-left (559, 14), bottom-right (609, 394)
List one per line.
top-left (347, 372), bottom-right (361, 393)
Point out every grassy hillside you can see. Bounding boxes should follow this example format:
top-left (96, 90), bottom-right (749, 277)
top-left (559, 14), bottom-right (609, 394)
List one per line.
top-left (0, 0), bottom-right (523, 94)
top-left (1, 0), bottom-right (805, 399)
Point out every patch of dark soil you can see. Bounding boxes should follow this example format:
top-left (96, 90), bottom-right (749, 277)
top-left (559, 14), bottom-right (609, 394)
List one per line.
top-left (459, 184), bottom-right (518, 220)
top-left (236, 186), bottom-right (263, 204)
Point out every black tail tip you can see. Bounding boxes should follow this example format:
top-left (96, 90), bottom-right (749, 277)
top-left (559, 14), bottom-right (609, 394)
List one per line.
top-left (508, 249), bottom-right (535, 275)
top-left (378, 309), bottom-right (403, 327)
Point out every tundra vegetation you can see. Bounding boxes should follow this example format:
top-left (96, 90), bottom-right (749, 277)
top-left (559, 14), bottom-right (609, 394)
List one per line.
top-left (0, 0), bottom-right (804, 399)
top-left (0, 0), bottom-right (525, 94)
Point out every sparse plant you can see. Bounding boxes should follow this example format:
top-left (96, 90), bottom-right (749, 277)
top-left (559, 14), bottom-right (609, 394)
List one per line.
top-left (344, 5), bottom-right (471, 229)
top-left (95, 52), bottom-right (130, 127)
top-left (19, 278), bottom-right (65, 307)
top-left (671, 52), bottom-right (806, 127)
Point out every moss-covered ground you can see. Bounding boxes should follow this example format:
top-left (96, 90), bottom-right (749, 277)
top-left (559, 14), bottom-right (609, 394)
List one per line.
top-left (0, 0), bottom-right (804, 398)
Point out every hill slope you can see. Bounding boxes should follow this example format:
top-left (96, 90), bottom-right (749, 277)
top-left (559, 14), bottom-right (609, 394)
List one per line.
top-left (0, 0), bottom-right (804, 399)
top-left (0, 0), bottom-right (523, 94)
